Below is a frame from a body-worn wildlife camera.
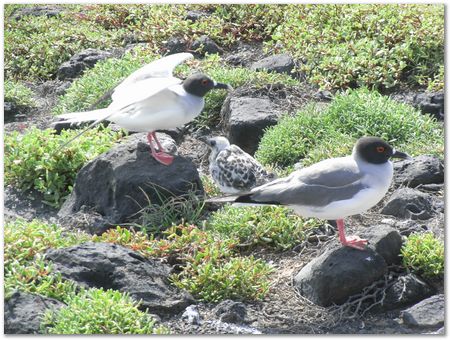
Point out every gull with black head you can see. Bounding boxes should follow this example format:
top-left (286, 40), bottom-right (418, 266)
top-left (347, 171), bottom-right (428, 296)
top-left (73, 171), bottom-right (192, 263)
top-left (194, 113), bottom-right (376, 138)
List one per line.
top-left (53, 52), bottom-right (232, 165)
top-left (217, 137), bottom-right (410, 250)
top-left (201, 136), bottom-right (276, 194)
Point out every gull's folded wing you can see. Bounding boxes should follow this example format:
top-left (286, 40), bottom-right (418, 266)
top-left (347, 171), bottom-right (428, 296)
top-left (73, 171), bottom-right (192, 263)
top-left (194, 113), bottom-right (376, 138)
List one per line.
top-left (237, 158), bottom-right (367, 207)
top-left (111, 77), bottom-right (181, 109)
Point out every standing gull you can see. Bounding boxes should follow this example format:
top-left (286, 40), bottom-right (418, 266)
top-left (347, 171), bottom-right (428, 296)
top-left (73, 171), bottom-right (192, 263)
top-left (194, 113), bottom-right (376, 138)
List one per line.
top-left (201, 136), bottom-right (276, 194)
top-left (53, 52), bottom-right (232, 165)
top-left (218, 137), bottom-right (410, 250)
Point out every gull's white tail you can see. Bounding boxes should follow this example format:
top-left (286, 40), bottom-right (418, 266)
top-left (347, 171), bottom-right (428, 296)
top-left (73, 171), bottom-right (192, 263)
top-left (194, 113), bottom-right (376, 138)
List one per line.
top-left (205, 195), bottom-right (240, 204)
top-left (51, 108), bottom-right (114, 154)
top-left (54, 107), bottom-right (111, 125)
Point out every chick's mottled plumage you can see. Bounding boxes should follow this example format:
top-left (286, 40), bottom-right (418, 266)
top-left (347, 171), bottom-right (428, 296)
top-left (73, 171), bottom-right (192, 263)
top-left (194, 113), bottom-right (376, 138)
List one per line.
top-left (205, 136), bottom-right (276, 194)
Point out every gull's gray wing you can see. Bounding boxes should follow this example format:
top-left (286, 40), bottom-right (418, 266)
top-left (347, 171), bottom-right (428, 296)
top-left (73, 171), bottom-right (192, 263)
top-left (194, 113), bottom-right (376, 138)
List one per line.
top-left (237, 156), bottom-right (367, 207)
top-left (294, 157), bottom-right (363, 187)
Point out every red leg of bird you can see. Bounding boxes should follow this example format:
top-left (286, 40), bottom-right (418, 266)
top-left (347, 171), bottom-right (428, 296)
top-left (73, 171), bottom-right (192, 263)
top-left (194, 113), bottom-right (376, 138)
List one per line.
top-left (146, 132), bottom-right (174, 166)
top-left (337, 219), bottom-right (368, 250)
top-left (151, 132), bottom-right (164, 151)
top-left (151, 132), bottom-right (175, 165)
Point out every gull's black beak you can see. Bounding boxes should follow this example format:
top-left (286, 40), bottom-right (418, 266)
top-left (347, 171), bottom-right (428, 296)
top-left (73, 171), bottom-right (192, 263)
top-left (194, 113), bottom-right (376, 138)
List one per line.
top-left (391, 149), bottom-right (412, 160)
top-left (214, 81), bottom-right (233, 91)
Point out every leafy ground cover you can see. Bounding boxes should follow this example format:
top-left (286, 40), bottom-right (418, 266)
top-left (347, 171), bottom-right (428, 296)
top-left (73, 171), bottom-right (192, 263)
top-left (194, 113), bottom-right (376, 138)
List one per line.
top-left (4, 80), bottom-right (37, 108)
top-left (4, 213), bottom-right (444, 332)
top-left (4, 5), bottom-right (122, 81)
top-left (256, 88), bottom-right (443, 169)
top-left (4, 219), bottom-right (90, 300)
top-left (4, 4), bottom-right (285, 81)
top-left (4, 219), bottom-right (168, 333)
top-left (5, 4), bottom-right (443, 91)
top-left (4, 127), bottom-right (124, 207)
top-left (42, 288), bottom-right (169, 334)
top-left (269, 4), bottom-right (444, 91)
top-left (95, 224), bottom-right (273, 303)
top-left (401, 232), bottom-right (444, 279)
top-left (206, 205), bottom-right (322, 250)
top-left (94, 199), bottom-right (323, 302)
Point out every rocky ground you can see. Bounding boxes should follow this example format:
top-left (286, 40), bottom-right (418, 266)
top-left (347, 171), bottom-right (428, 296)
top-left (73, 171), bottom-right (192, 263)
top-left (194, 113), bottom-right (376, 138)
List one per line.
top-left (4, 14), bottom-right (445, 335)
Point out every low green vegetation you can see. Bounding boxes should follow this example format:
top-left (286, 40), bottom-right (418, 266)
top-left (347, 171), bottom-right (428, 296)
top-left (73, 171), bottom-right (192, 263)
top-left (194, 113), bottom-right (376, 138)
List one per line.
top-left (207, 205), bottom-right (322, 250)
top-left (156, 225), bottom-right (273, 302)
top-left (129, 189), bottom-right (206, 235)
top-left (299, 132), bottom-right (355, 169)
top-left (4, 80), bottom-right (37, 108)
top-left (256, 88), bottom-right (444, 168)
top-left (4, 219), bottom-right (90, 267)
top-left (4, 219), bottom-right (90, 300)
top-left (255, 104), bottom-right (332, 168)
top-left (92, 226), bottom-right (155, 257)
top-left (5, 259), bottom-right (79, 302)
top-left (172, 254), bottom-right (272, 302)
top-left (4, 127), bottom-right (124, 207)
top-left (80, 4), bottom-right (283, 49)
top-left (96, 225), bottom-right (232, 261)
top-left (270, 4), bottom-right (444, 91)
top-left (4, 5), bottom-right (122, 80)
top-left (151, 224), bottom-right (237, 261)
top-left (322, 88), bottom-right (441, 145)
top-left (96, 225), bottom-right (273, 302)
top-left (5, 4), bottom-right (443, 91)
top-left (4, 4), bottom-right (286, 82)
top-left (4, 220), bottom-right (168, 333)
top-left (401, 233), bottom-right (444, 279)
top-left (42, 288), bottom-right (169, 334)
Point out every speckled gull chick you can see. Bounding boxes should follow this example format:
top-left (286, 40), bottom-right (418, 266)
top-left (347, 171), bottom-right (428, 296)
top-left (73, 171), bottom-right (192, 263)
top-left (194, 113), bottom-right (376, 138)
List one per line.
top-left (201, 136), bottom-right (276, 194)
top-left (53, 52), bottom-right (232, 166)
top-left (215, 137), bottom-right (410, 250)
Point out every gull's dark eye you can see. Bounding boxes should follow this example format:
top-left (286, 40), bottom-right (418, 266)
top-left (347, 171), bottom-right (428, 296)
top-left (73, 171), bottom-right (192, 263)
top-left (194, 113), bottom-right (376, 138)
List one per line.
top-left (201, 79), bottom-right (209, 86)
top-left (210, 140), bottom-right (216, 146)
top-left (376, 146), bottom-right (385, 153)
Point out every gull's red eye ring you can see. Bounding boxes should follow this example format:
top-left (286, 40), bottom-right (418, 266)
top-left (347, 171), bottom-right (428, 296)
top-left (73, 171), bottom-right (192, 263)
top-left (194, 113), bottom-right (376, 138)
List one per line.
top-left (376, 146), bottom-right (385, 153)
top-left (201, 79), bottom-right (209, 86)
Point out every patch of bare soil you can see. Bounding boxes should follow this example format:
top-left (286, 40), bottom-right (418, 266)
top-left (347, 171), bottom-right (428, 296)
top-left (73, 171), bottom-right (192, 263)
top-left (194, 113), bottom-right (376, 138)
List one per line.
top-left (3, 186), bottom-right (60, 224)
top-left (4, 80), bottom-right (71, 134)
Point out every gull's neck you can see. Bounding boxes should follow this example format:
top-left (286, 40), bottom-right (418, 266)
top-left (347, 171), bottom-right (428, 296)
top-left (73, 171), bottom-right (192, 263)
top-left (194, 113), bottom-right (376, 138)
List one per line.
top-left (352, 147), bottom-right (394, 187)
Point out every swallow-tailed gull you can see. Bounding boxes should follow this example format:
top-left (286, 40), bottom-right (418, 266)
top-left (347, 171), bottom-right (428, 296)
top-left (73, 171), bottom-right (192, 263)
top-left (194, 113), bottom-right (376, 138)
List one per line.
top-left (53, 52), bottom-right (232, 165)
top-left (201, 136), bottom-right (276, 194)
top-left (220, 137), bottom-right (410, 250)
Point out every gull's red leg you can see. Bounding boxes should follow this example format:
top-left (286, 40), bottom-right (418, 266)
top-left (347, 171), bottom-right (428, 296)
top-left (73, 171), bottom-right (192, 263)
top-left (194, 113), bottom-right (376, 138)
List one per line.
top-left (337, 218), bottom-right (368, 250)
top-left (151, 132), bottom-right (164, 152)
top-left (146, 132), bottom-right (174, 166)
